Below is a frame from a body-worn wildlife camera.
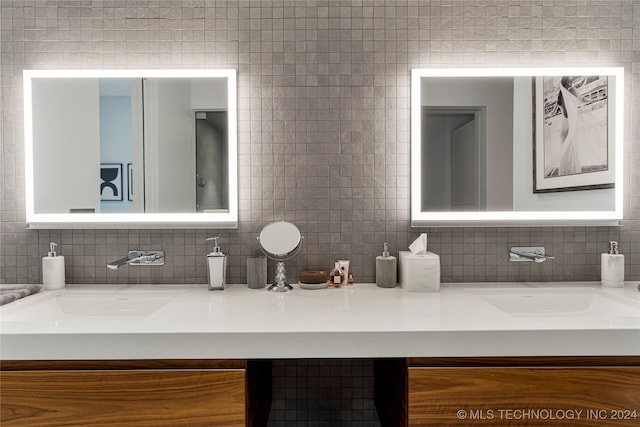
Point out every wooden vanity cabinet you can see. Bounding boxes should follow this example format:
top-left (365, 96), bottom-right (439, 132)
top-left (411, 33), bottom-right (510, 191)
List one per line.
top-left (0, 359), bottom-right (271, 427)
top-left (376, 357), bottom-right (640, 427)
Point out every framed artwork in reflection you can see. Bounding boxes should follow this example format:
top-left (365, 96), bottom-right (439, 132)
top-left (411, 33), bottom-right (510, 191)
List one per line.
top-left (100, 163), bottom-right (123, 201)
top-left (533, 75), bottom-right (614, 193)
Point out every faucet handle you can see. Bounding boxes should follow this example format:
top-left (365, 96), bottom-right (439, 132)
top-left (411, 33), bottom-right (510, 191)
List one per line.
top-left (206, 237), bottom-right (224, 256)
top-left (131, 250), bottom-right (165, 265)
top-left (533, 248), bottom-right (554, 260)
top-left (107, 250), bottom-right (164, 269)
top-left (509, 246), bottom-right (553, 263)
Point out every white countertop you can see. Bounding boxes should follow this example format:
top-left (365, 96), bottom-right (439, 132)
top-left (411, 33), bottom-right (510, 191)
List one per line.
top-left (1, 282), bottom-right (639, 360)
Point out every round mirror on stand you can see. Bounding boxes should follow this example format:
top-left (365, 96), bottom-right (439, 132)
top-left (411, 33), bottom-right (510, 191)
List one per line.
top-left (258, 221), bottom-right (303, 293)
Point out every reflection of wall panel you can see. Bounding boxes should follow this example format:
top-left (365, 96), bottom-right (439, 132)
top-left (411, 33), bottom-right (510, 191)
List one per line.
top-left (130, 79), bottom-right (145, 213)
top-left (421, 113), bottom-right (451, 211)
top-left (196, 113), bottom-right (228, 211)
top-left (191, 79), bottom-right (228, 110)
top-left (32, 79), bottom-right (100, 214)
top-left (144, 79), bottom-right (196, 213)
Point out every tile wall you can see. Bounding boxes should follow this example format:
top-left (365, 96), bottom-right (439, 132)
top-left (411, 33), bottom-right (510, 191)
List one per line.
top-left (270, 359), bottom-right (378, 426)
top-left (2, 0), bottom-right (639, 287)
top-left (1, 1), bottom-right (638, 426)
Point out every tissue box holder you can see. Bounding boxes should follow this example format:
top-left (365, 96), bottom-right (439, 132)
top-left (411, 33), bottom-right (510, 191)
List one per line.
top-left (399, 251), bottom-right (440, 292)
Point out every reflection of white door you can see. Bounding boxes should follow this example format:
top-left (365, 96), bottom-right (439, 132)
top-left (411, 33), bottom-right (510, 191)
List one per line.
top-left (450, 120), bottom-right (478, 210)
top-left (32, 79), bottom-right (100, 214)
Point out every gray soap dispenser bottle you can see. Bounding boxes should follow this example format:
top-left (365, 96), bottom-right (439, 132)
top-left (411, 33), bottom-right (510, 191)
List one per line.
top-left (376, 242), bottom-right (397, 288)
top-left (206, 237), bottom-right (227, 290)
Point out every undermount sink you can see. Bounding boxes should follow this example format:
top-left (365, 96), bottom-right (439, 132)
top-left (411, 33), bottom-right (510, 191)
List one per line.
top-left (0, 287), bottom-right (184, 320)
top-left (475, 287), bottom-right (640, 317)
top-left (56, 292), bottom-right (177, 317)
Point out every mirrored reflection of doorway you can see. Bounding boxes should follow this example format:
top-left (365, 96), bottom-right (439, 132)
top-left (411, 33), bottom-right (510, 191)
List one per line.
top-left (421, 108), bottom-right (486, 211)
top-left (99, 78), bottom-right (143, 213)
top-left (195, 111), bottom-right (229, 212)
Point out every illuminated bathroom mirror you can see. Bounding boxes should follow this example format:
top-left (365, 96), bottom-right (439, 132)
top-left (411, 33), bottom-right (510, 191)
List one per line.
top-left (411, 67), bottom-right (624, 227)
top-left (24, 69), bottom-right (237, 228)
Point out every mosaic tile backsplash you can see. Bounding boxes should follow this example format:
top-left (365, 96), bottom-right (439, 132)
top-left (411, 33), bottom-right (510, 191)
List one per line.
top-left (1, 1), bottom-right (639, 426)
top-left (2, 0), bottom-right (638, 286)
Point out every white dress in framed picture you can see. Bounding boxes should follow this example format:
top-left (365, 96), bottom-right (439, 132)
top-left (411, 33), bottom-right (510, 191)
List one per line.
top-left (534, 75), bottom-right (614, 193)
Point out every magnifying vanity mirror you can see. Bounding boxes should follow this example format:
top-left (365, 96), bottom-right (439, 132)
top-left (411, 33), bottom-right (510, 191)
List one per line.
top-left (24, 69), bottom-right (237, 228)
top-left (411, 67), bottom-right (624, 227)
top-left (258, 221), bottom-right (303, 293)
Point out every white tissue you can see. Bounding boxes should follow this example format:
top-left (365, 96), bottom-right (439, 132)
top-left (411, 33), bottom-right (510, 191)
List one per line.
top-left (409, 233), bottom-right (428, 255)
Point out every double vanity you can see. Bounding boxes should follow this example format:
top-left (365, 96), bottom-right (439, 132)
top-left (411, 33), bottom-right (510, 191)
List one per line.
top-left (1, 282), bottom-right (639, 426)
top-left (2, 282), bottom-right (639, 359)
top-left (6, 66), bottom-right (636, 425)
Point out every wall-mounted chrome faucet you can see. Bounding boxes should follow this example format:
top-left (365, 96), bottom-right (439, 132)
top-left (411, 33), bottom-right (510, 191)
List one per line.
top-left (107, 250), bottom-right (165, 270)
top-left (509, 247), bottom-right (554, 263)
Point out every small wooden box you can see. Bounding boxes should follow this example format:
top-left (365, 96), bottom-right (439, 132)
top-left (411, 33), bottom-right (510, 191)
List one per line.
top-left (300, 271), bottom-right (327, 284)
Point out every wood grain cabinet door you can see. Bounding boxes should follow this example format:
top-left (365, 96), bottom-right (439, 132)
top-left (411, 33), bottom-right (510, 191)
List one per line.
top-left (1, 369), bottom-right (246, 427)
top-left (408, 367), bottom-right (640, 427)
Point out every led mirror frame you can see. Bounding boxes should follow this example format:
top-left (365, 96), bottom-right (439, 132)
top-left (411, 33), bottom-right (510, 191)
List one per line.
top-left (411, 67), bottom-right (624, 227)
top-left (24, 69), bottom-right (238, 229)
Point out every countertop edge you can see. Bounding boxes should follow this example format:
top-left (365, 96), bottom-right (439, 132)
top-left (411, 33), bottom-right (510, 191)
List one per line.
top-left (2, 329), bottom-right (639, 360)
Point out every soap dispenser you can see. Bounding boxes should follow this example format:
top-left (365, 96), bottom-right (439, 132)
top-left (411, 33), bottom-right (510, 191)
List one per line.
top-left (206, 237), bottom-right (227, 290)
top-left (376, 242), bottom-right (397, 288)
top-left (601, 241), bottom-right (624, 288)
top-left (42, 242), bottom-right (65, 290)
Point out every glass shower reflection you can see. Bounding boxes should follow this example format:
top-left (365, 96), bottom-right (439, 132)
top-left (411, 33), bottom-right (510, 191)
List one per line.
top-left (195, 111), bottom-right (229, 212)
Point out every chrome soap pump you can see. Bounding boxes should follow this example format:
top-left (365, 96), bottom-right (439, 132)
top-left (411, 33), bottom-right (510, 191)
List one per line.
top-left (206, 237), bottom-right (227, 290)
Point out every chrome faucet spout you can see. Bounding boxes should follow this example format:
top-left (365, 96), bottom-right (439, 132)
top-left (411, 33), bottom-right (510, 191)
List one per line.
top-left (107, 255), bottom-right (134, 270)
top-left (107, 250), bottom-right (165, 270)
top-left (509, 247), bottom-right (554, 263)
top-left (513, 251), bottom-right (545, 262)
